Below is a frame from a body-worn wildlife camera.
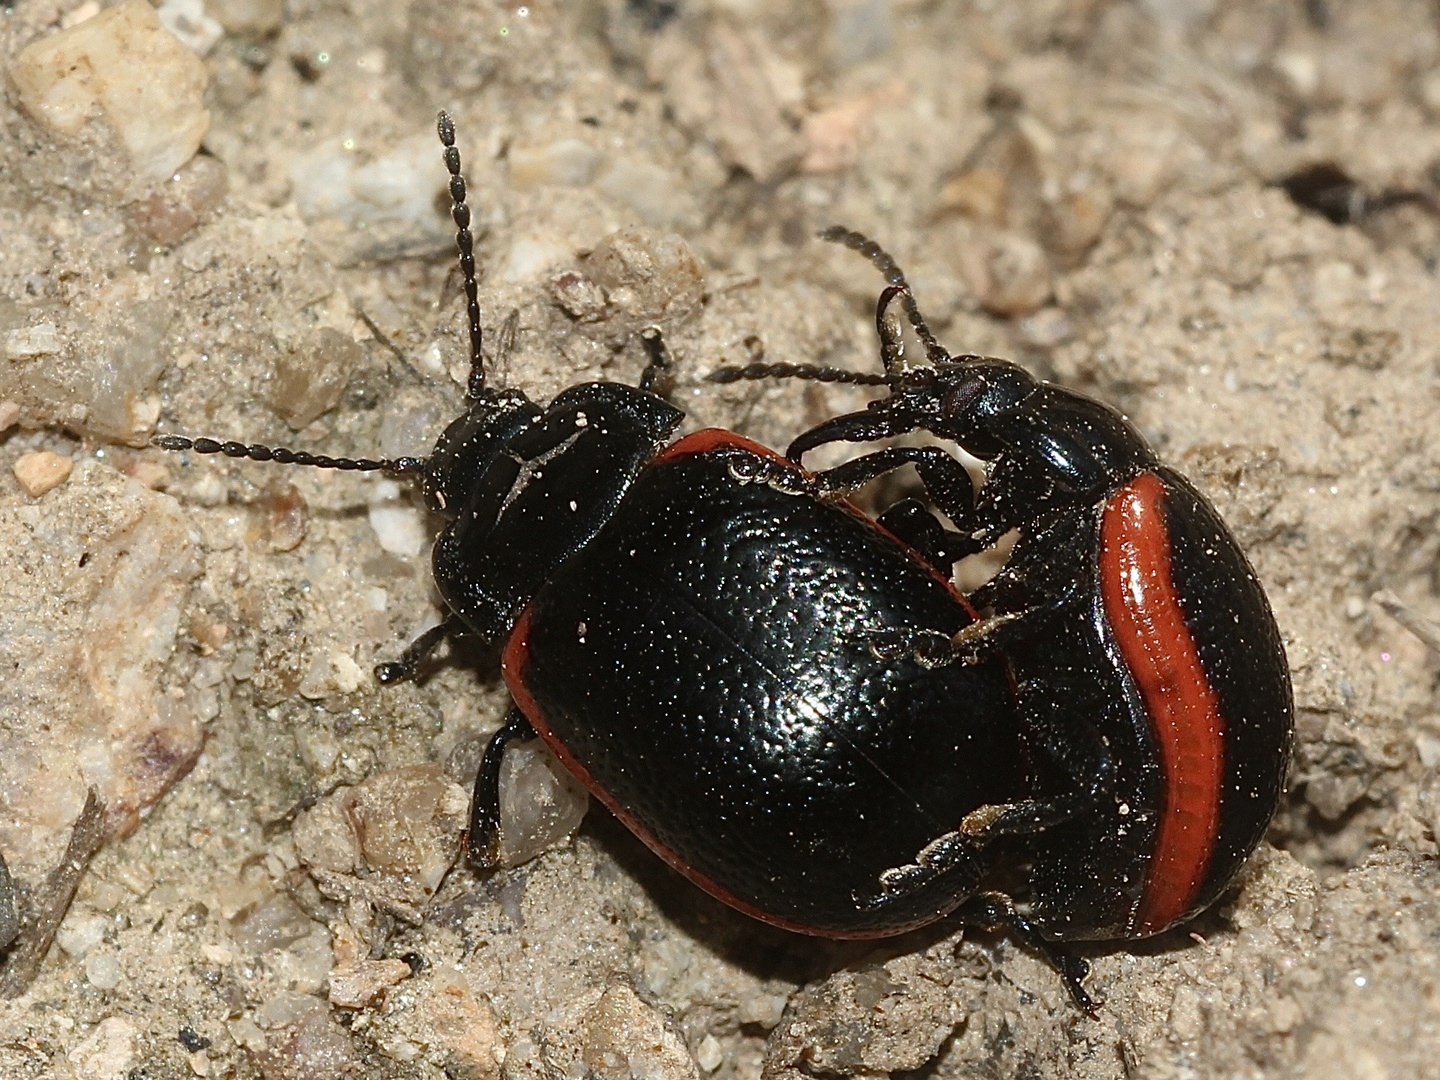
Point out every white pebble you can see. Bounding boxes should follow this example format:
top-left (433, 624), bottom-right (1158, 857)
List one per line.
top-left (156, 0), bottom-right (223, 56)
top-left (10, 0), bottom-right (211, 179)
top-left (85, 951), bottom-right (122, 990)
top-left (368, 505), bottom-right (426, 556)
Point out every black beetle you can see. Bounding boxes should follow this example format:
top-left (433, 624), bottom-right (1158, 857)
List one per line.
top-left (712, 228), bottom-right (1295, 943)
top-left (157, 116), bottom-right (1113, 1006)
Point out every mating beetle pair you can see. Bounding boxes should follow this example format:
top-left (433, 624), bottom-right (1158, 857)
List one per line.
top-left (159, 115), bottom-right (1292, 1012)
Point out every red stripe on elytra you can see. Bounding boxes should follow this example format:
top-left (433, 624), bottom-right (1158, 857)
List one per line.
top-left (653, 427), bottom-right (785, 464)
top-left (500, 605), bottom-right (954, 940)
top-left (1099, 471), bottom-right (1225, 935)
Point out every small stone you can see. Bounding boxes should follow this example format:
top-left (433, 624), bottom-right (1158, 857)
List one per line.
top-left (56, 907), bottom-right (109, 957)
top-left (345, 764), bottom-right (467, 899)
top-left (581, 227), bottom-right (705, 335)
top-left (981, 233), bottom-right (1052, 317)
top-left (249, 480), bottom-right (307, 553)
top-left (509, 138), bottom-right (604, 188)
top-left (85, 951), bottom-right (122, 990)
top-left (13, 450), bottom-right (73, 496)
top-left (294, 795), bottom-right (362, 874)
top-left (550, 270), bottom-right (609, 322)
top-left (229, 891), bottom-right (315, 953)
top-left (266, 328), bottom-right (359, 430)
top-left (125, 460), bottom-right (172, 489)
top-left (1269, 995), bottom-right (1303, 1034)
top-left (327, 958), bottom-right (412, 1008)
top-left (10, 0), bottom-right (211, 180)
top-left (67, 1017), bottom-right (137, 1080)
top-left (1043, 187), bottom-right (1113, 265)
top-left (130, 155), bottom-right (229, 245)
top-left (0, 400), bottom-right (20, 432)
top-left (254, 1001), bottom-right (359, 1078)
top-left (368, 505), bottom-right (426, 557)
top-left (5, 323), bottom-right (61, 359)
top-left (157, 0), bottom-right (224, 56)
top-left (406, 967), bottom-right (503, 1080)
top-left (205, 0), bottom-right (283, 35)
top-left (289, 134), bottom-right (448, 235)
top-left (581, 985), bottom-right (699, 1080)
top-left (1416, 733), bottom-right (1440, 769)
top-left (497, 741), bottom-right (589, 868)
top-left (695, 1034), bottom-right (723, 1073)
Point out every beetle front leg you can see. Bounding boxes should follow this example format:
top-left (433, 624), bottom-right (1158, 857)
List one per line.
top-left (375, 615), bottom-right (465, 685)
top-left (805, 445), bottom-right (981, 536)
top-left (466, 707), bottom-right (539, 870)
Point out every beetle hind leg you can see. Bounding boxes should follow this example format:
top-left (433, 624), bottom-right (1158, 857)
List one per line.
top-left (956, 891), bottom-right (1099, 1015)
top-left (466, 707), bottom-right (539, 871)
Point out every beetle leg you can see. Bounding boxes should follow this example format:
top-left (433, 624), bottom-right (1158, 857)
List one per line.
top-left (806, 445), bottom-right (981, 534)
top-left (638, 327), bottom-right (674, 396)
top-left (955, 732), bottom-right (1115, 845)
top-left (858, 830), bottom-right (986, 914)
top-left (865, 580), bottom-right (1084, 668)
top-left (955, 891), bottom-right (1100, 1015)
top-left (374, 615), bottom-right (465, 685)
top-left (876, 499), bottom-right (977, 572)
top-left (786, 406), bottom-right (920, 463)
top-left (466, 707), bottom-right (539, 871)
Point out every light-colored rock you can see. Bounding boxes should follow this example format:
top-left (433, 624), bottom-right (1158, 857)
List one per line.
top-left (345, 764), bottom-right (467, 900)
top-left (66, 1016), bottom-right (137, 1080)
top-left (10, 0), bottom-right (211, 180)
top-left (157, 0), bottom-right (224, 56)
top-left (266, 328), bottom-right (359, 431)
top-left (0, 463), bottom-right (202, 881)
top-left (293, 793), bottom-right (363, 876)
top-left (496, 740), bottom-right (588, 868)
top-left (0, 290), bottom-right (175, 448)
top-left (579, 984), bottom-right (699, 1080)
top-left (368, 504), bottom-right (426, 557)
top-left (12, 450), bottom-right (72, 497)
top-left (327, 958), bottom-right (411, 1008)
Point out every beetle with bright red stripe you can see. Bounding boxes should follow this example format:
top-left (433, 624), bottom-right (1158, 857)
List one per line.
top-left (713, 227), bottom-right (1293, 944)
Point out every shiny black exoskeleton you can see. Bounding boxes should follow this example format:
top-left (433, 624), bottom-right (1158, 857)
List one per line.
top-left (155, 117), bottom-right (1111, 1007)
top-left (713, 228), bottom-right (1294, 943)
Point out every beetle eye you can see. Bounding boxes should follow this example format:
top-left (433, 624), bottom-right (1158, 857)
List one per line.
top-left (942, 380), bottom-right (985, 421)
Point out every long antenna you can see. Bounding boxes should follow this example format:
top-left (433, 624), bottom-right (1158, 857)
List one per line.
top-left (437, 111), bottom-right (485, 399)
top-left (152, 435), bottom-right (425, 475)
top-left (818, 226), bottom-right (949, 368)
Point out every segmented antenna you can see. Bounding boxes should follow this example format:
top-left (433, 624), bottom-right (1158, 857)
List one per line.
top-left (707, 361), bottom-right (895, 387)
top-left (152, 435), bottom-right (425, 475)
top-left (818, 226), bottom-right (950, 368)
top-left (437, 110), bottom-right (485, 399)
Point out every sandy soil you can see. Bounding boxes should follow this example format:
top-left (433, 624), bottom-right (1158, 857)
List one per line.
top-left (3, 0), bottom-right (1440, 1077)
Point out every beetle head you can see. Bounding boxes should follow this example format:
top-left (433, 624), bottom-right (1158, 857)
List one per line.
top-left (422, 388), bottom-right (544, 516)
